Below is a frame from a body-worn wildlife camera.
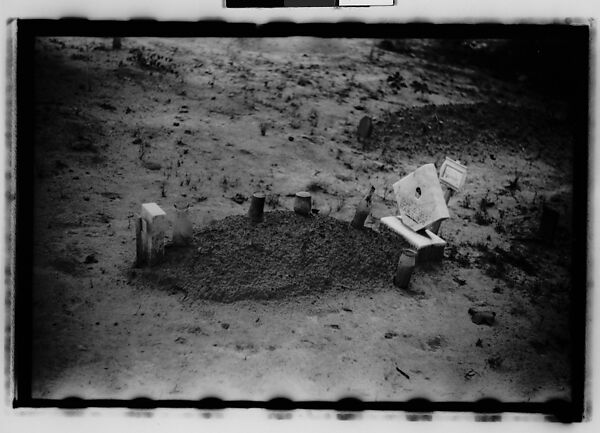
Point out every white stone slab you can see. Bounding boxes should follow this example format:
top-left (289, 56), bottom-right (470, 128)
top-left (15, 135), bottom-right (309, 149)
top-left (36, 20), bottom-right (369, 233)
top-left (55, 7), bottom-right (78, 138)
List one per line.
top-left (392, 164), bottom-right (450, 232)
top-left (141, 202), bottom-right (167, 222)
top-left (380, 216), bottom-right (446, 263)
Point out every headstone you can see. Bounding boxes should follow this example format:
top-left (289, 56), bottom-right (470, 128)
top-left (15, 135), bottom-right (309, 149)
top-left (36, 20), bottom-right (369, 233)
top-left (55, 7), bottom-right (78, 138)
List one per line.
top-left (136, 203), bottom-right (167, 266)
top-left (392, 163), bottom-right (450, 232)
top-left (357, 116), bottom-right (373, 141)
top-left (439, 157), bottom-right (467, 192)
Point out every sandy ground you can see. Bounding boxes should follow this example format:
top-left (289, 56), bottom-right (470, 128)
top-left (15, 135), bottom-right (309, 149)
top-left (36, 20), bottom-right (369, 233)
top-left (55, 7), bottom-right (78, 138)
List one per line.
top-left (31, 36), bottom-right (573, 402)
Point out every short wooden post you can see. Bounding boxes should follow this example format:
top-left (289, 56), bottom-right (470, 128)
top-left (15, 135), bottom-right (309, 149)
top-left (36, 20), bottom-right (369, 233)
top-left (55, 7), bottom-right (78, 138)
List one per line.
top-left (294, 191), bottom-right (312, 216)
top-left (135, 203), bottom-right (167, 266)
top-left (393, 248), bottom-right (417, 289)
top-left (248, 192), bottom-right (266, 223)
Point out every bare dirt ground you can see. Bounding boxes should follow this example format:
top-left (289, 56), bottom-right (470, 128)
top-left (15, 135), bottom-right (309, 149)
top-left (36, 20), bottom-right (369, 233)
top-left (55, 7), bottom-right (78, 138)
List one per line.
top-left (31, 37), bottom-right (573, 402)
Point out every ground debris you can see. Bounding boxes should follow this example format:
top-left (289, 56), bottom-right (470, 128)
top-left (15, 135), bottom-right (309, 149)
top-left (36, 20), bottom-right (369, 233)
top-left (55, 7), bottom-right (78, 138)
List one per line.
top-left (395, 366), bottom-right (410, 379)
top-left (84, 254), bottom-right (98, 264)
top-left (468, 308), bottom-right (496, 326)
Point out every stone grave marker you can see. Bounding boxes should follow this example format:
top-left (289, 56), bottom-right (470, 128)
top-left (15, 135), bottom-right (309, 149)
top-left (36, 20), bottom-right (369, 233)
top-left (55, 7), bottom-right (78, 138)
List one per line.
top-left (439, 157), bottom-right (467, 193)
top-left (136, 202), bottom-right (167, 266)
top-left (357, 116), bottom-right (373, 141)
top-left (392, 163), bottom-right (450, 232)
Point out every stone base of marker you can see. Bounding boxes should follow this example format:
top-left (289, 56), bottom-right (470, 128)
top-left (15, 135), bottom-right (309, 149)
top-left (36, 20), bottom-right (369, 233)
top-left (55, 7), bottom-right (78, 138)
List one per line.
top-left (380, 216), bottom-right (446, 264)
top-left (294, 191), bottom-right (312, 216)
top-left (136, 203), bottom-right (167, 267)
top-left (248, 192), bottom-right (266, 223)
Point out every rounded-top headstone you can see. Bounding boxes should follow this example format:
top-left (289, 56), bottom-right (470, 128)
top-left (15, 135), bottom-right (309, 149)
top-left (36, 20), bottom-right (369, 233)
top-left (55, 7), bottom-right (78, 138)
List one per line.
top-left (357, 116), bottom-right (373, 140)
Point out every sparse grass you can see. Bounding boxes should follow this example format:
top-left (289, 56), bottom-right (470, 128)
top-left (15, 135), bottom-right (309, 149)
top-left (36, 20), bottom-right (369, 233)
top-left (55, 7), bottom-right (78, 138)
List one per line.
top-left (259, 122), bottom-right (269, 136)
top-left (479, 191), bottom-right (495, 211)
top-left (460, 194), bottom-right (472, 209)
top-left (334, 197), bottom-right (346, 213)
top-left (474, 210), bottom-right (492, 226)
top-left (266, 194), bottom-right (280, 208)
top-left (308, 109), bottom-right (319, 128)
top-left (486, 354), bottom-right (504, 370)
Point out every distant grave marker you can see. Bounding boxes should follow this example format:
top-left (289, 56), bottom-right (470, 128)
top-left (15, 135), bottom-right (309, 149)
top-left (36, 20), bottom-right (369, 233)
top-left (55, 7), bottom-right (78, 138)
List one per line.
top-left (357, 116), bottom-right (373, 141)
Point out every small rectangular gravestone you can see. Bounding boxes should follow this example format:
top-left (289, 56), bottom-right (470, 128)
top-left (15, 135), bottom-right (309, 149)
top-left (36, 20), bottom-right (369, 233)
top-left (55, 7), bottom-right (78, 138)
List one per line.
top-left (136, 203), bottom-right (167, 266)
top-left (439, 157), bottom-right (467, 192)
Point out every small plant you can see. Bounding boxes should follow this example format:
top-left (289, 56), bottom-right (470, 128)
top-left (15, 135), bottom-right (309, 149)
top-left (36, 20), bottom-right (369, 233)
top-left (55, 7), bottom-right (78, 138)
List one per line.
top-left (308, 109), bottom-right (319, 128)
top-left (479, 191), bottom-right (495, 211)
top-left (486, 355), bottom-right (504, 370)
top-left (494, 221), bottom-right (505, 234)
top-left (266, 194), bottom-right (280, 208)
top-left (411, 80), bottom-right (430, 94)
top-left (460, 194), bottom-right (472, 209)
top-left (473, 242), bottom-right (489, 253)
top-left (334, 197), bottom-right (346, 213)
top-left (386, 72), bottom-right (407, 90)
top-left (259, 122), bottom-right (269, 136)
top-left (474, 210), bottom-right (492, 226)
top-left (504, 172), bottom-right (521, 197)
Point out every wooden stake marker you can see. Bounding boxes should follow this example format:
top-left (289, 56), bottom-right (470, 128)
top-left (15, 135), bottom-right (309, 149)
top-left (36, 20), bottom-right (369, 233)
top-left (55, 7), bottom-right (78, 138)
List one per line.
top-left (394, 248), bottom-right (417, 289)
top-left (248, 192), bottom-right (266, 223)
top-left (351, 185), bottom-right (375, 229)
top-left (294, 191), bottom-right (312, 216)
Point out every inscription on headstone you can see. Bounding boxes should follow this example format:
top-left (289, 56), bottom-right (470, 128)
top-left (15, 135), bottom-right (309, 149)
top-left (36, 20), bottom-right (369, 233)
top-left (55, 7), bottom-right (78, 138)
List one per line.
top-left (393, 163), bottom-right (450, 232)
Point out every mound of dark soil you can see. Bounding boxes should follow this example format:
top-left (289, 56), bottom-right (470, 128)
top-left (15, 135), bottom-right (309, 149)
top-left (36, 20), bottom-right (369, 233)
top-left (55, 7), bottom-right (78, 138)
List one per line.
top-left (138, 211), bottom-right (407, 302)
top-left (374, 102), bottom-right (573, 170)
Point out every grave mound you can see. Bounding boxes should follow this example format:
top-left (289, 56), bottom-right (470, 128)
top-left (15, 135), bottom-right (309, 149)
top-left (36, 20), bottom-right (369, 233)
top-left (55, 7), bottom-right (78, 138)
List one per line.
top-left (138, 210), bottom-right (407, 302)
